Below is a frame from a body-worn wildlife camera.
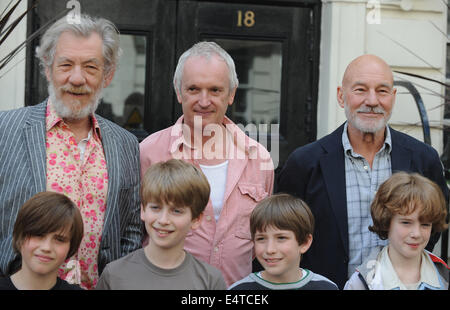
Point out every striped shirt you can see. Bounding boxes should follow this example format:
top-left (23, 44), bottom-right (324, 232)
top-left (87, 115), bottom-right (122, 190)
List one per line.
top-left (342, 122), bottom-right (390, 278)
top-left (228, 269), bottom-right (338, 290)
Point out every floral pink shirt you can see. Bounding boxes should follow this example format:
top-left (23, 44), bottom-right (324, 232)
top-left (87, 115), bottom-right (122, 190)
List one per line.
top-left (45, 102), bottom-right (108, 290)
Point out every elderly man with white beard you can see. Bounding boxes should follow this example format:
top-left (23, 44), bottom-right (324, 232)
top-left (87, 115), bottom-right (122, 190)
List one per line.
top-left (0, 14), bottom-right (142, 290)
top-left (277, 54), bottom-right (449, 289)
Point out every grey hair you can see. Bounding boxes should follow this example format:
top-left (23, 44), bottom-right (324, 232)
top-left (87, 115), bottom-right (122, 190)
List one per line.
top-left (173, 41), bottom-right (239, 94)
top-left (35, 14), bottom-right (121, 77)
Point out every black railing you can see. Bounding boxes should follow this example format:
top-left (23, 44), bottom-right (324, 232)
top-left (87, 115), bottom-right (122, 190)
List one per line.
top-left (394, 80), bottom-right (448, 263)
top-left (393, 81), bottom-right (431, 144)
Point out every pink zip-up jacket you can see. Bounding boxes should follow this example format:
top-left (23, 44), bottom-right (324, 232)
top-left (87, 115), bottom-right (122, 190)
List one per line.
top-left (139, 116), bottom-right (274, 286)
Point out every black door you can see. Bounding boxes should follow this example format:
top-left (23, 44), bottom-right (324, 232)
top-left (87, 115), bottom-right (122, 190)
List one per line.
top-left (26, 0), bottom-right (321, 175)
top-left (175, 0), bottom-right (321, 178)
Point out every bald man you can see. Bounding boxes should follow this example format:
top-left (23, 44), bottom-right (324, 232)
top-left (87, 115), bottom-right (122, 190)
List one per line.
top-left (277, 54), bottom-right (448, 289)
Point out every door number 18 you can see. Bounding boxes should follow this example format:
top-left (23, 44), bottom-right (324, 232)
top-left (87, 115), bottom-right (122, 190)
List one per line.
top-left (237, 10), bottom-right (255, 27)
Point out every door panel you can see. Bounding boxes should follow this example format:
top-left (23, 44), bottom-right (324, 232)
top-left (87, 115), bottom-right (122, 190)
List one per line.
top-left (212, 39), bottom-right (282, 128)
top-left (98, 33), bottom-right (149, 140)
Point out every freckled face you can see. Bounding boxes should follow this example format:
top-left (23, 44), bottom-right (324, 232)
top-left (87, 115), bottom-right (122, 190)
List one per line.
top-left (388, 208), bottom-right (431, 263)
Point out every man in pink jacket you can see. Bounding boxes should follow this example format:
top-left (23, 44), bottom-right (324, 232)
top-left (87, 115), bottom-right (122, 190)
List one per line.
top-left (139, 41), bottom-right (274, 286)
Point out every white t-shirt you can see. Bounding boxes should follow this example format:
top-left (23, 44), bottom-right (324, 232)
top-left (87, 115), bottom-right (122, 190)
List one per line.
top-left (199, 161), bottom-right (228, 221)
top-left (78, 130), bottom-right (92, 161)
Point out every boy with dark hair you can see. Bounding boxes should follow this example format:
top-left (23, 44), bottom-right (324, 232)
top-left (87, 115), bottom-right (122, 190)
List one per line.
top-left (0, 191), bottom-right (84, 290)
top-left (229, 193), bottom-right (338, 290)
top-left (344, 172), bottom-right (449, 290)
top-left (96, 159), bottom-right (227, 289)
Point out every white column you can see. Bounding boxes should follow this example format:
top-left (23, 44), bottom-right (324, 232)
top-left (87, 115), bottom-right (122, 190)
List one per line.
top-left (317, 0), bottom-right (366, 138)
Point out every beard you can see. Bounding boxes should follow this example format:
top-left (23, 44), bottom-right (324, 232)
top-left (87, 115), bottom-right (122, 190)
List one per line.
top-left (48, 81), bottom-right (104, 121)
top-left (344, 103), bottom-right (391, 134)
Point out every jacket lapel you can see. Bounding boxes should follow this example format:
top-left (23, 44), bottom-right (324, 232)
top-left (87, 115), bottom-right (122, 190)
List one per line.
top-left (319, 124), bottom-right (349, 255)
top-left (96, 117), bottom-right (118, 239)
top-left (23, 102), bottom-right (47, 193)
top-left (389, 127), bottom-right (412, 172)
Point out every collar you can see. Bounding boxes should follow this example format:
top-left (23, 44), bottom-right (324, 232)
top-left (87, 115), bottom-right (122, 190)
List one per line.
top-left (342, 121), bottom-right (392, 158)
top-left (168, 115), bottom-right (258, 158)
top-left (251, 268), bottom-right (312, 289)
top-left (45, 99), bottom-right (102, 141)
top-left (379, 246), bottom-right (441, 290)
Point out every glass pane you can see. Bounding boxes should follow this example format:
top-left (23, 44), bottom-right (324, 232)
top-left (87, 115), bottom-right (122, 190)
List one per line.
top-left (98, 34), bottom-right (148, 140)
top-left (211, 39), bottom-right (282, 127)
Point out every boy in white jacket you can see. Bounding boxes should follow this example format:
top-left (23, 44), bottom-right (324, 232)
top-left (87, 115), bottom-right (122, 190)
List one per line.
top-left (344, 172), bottom-right (449, 290)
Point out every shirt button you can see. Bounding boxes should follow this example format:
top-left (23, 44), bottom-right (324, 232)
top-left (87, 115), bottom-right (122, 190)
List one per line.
top-left (206, 215), bottom-right (212, 221)
top-left (214, 247), bottom-right (219, 252)
top-left (363, 165), bottom-right (369, 170)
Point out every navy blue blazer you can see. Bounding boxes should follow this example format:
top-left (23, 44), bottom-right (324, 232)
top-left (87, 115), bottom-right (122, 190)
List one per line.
top-left (277, 123), bottom-right (449, 289)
